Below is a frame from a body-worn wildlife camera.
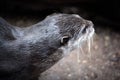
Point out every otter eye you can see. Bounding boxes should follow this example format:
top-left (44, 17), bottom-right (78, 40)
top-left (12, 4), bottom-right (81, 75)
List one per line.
top-left (61, 36), bottom-right (70, 45)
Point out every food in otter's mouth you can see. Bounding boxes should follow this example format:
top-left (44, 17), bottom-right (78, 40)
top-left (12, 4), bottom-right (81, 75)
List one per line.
top-left (0, 13), bottom-right (94, 80)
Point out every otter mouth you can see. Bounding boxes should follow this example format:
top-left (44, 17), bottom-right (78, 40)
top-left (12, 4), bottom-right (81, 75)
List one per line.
top-left (61, 20), bottom-right (95, 56)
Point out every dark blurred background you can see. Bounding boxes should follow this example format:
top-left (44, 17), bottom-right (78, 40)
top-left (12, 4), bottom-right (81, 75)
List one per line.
top-left (0, 0), bottom-right (120, 30)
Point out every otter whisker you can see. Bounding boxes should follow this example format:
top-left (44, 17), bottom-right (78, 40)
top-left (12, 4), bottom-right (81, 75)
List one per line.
top-left (77, 43), bottom-right (81, 63)
top-left (79, 44), bottom-right (84, 55)
top-left (77, 49), bottom-right (80, 63)
top-left (87, 38), bottom-right (91, 53)
top-left (91, 36), bottom-right (93, 46)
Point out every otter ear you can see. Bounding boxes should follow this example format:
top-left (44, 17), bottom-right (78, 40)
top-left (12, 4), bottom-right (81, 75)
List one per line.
top-left (0, 17), bottom-right (16, 40)
top-left (60, 36), bottom-right (70, 45)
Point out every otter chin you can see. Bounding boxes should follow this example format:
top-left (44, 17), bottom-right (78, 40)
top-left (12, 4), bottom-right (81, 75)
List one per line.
top-left (0, 13), bottom-right (94, 80)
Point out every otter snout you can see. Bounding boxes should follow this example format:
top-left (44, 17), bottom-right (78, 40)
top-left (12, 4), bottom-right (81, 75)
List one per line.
top-left (81, 21), bottom-right (94, 34)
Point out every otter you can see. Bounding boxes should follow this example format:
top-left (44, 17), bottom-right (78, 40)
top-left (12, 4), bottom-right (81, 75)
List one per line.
top-left (0, 14), bottom-right (94, 80)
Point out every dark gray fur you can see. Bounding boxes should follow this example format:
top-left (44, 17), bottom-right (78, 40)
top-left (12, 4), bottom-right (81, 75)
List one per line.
top-left (0, 14), bottom-right (94, 80)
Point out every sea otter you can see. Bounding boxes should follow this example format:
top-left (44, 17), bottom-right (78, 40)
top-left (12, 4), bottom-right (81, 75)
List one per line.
top-left (0, 14), bottom-right (94, 80)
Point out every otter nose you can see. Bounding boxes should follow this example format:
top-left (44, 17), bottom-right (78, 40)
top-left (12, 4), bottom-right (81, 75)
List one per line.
top-left (81, 21), bottom-right (93, 34)
top-left (82, 25), bottom-right (89, 34)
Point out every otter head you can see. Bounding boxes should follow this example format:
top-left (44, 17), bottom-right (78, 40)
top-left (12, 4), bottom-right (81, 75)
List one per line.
top-left (0, 14), bottom-right (94, 80)
top-left (53, 14), bottom-right (94, 54)
top-left (27, 14), bottom-right (94, 75)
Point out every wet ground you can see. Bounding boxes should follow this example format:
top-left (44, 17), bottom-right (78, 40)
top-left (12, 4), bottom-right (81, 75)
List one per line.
top-left (7, 17), bottom-right (120, 80)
